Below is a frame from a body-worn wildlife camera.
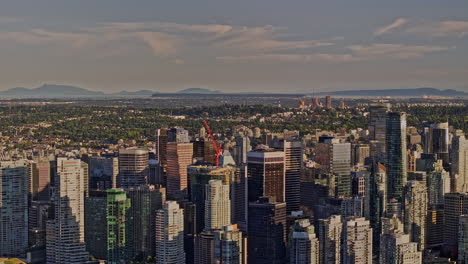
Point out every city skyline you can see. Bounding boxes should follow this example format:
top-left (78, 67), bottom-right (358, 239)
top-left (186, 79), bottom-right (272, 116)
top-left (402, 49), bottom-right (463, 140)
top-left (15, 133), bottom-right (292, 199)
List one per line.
top-left (0, 0), bottom-right (467, 93)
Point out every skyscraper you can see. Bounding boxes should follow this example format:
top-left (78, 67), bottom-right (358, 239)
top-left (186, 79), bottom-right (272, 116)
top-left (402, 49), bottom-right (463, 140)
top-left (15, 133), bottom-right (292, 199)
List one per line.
top-left (248, 197), bottom-right (287, 264)
top-left (0, 160), bottom-right (29, 257)
top-left (89, 156), bottom-right (118, 190)
top-left (368, 103), bottom-right (390, 161)
top-left (318, 215), bottom-right (342, 264)
top-left (126, 184), bottom-right (166, 259)
top-left (424, 122), bottom-right (450, 166)
top-left (166, 142), bottom-right (194, 200)
top-left (325, 95), bottom-right (332, 109)
top-left (84, 190), bottom-right (108, 260)
top-left (459, 215), bottom-right (468, 264)
top-left (107, 189), bottom-right (131, 264)
top-left (46, 157), bottom-right (89, 264)
top-left (290, 218), bottom-right (320, 264)
top-left (342, 217), bottom-right (373, 264)
top-left (273, 140), bottom-right (302, 213)
top-left (444, 193), bottom-right (468, 254)
top-left (386, 111), bottom-right (407, 201)
top-left (315, 138), bottom-right (352, 198)
top-left (247, 148), bottom-right (285, 203)
top-left (118, 148), bottom-right (149, 189)
top-left (155, 201), bottom-right (186, 264)
top-left (205, 179), bottom-right (231, 231)
top-left (450, 132), bottom-right (468, 193)
top-left (213, 224), bottom-right (247, 264)
top-left (232, 166), bottom-right (248, 232)
top-left (380, 223), bottom-right (422, 264)
top-left (403, 180), bottom-right (427, 250)
top-left (30, 160), bottom-right (51, 201)
top-left (233, 135), bottom-right (251, 166)
top-left (188, 164), bottom-right (233, 233)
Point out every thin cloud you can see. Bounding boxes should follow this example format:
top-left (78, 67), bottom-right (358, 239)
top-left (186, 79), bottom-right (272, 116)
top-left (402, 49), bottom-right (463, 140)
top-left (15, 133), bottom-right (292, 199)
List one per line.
top-left (406, 21), bottom-right (468, 38)
top-left (374, 18), bottom-right (409, 36)
top-left (218, 44), bottom-right (451, 63)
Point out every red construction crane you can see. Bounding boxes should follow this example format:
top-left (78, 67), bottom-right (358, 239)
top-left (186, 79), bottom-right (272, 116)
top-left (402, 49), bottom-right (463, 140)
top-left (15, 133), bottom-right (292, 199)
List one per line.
top-left (203, 120), bottom-right (222, 166)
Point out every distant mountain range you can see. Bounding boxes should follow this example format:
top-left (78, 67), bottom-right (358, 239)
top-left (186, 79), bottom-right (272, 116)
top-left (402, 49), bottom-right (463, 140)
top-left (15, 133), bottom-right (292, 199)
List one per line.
top-left (176, 88), bottom-right (222, 94)
top-left (0, 84), bottom-right (466, 98)
top-left (0, 84), bottom-right (157, 98)
top-left (316, 87), bottom-right (467, 97)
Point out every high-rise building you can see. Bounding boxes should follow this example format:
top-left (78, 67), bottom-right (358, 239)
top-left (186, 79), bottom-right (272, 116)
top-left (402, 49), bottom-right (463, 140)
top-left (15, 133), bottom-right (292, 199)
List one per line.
top-left (427, 208), bottom-right (444, 247)
top-left (247, 148), bottom-right (286, 203)
top-left (380, 225), bottom-right (422, 264)
top-left (126, 184), bottom-right (166, 259)
top-left (155, 201), bottom-right (186, 264)
top-left (342, 217), bottom-right (373, 264)
top-left (450, 133), bottom-right (468, 193)
top-left (318, 215), bottom-right (342, 264)
top-left (155, 128), bottom-right (168, 165)
top-left (188, 165), bottom-right (234, 233)
top-left (232, 166), bottom-right (248, 232)
top-left (289, 218), bottom-right (319, 264)
top-left (107, 189), bottom-right (131, 264)
top-left (205, 180), bottom-right (231, 231)
top-left (233, 135), bottom-right (251, 166)
top-left (386, 111), bottom-right (407, 201)
top-left (248, 197), bottom-right (287, 264)
top-left (368, 103), bottom-right (390, 161)
top-left (424, 122), bottom-right (450, 167)
top-left (0, 160), bottom-right (29, 257)
top-left (273, 140), bottom-right (302, 213)
top-left (366, 160), bottom-right (387, 258)
top-left (195, 231), bottom-right (215, 264)
top-left (166, 142), bottom-right (194, 200)
top-left (118, 148), bottom-right (149, 189)
top-left (325, 95), bottom-right (332, 109)
top-left (459, 215), bottom-right (468, 264)
top-left (84, 190), bottom-right (108, 260)
top-left (89, 156), bottom-right (118, 190)
top-left (155, 128), bottom-right (168, 185)
top-left (213, 224), bottom-right (247, 264)
top-left (427, 162), bottom-right (450, 208)
top-left (315, 138), bottom-right (352, 197)
top-left (444, 193), bottom-right (468, 255)
top-left (168, 127), bottom-right (190, 143)
top-left (403, 180), bottom-right (427, 250)
top-left (30, 160), bottom-right (51, 201)
top-left (46, 157), bottom-right (89, 264)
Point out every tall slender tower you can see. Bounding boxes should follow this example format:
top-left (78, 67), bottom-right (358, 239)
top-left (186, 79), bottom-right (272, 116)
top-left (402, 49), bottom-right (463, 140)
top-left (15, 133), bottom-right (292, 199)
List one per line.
top-left (118, 148), bottom-right (149, 189)
top-left (386, 111), bottom-right (407, 201)
top-left (290, 218), bottom-right (320, 264)
top-left (155, 201), bottom-right (186, 264)
top-left (342, 217), bottom-right (373, 264)
top-left (459, 215), bottom-right (468, 264)
top-left (444, 193), bottom-right (468, 253)
top-left (166, 142), bottom-right (194, 200)
top-left (368, 103), bottom-right (389, 162)
top-left (451, 132), bottom-right (468, 193)
top-left (205, 180), bottom-right (231, 231)
top-left (318, 215), bottom-right (342, 264)
top-left (126, 184), bottom-right (166, 259)
top-left (273, 140), bottom-right (302, 213)
top-left (107, 189), bottom-right (131, 264)
top-left (46, 157), bottom-right (89, 264)
top-left (0, 160), bottom-right (29, 257)
top-left (403, 181), bottom-right (427, 250)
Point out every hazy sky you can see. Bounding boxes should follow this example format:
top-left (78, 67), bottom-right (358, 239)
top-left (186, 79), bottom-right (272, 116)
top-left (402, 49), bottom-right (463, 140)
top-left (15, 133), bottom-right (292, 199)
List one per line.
top-left (0, 0), bottom-right (467, 93)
